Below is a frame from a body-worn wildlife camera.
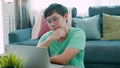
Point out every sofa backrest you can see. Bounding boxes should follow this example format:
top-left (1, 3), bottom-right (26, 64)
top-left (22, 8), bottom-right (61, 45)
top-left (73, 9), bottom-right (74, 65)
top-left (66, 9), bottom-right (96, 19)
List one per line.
top-left (89, 6), bottom-right (120, 16)
top-left (88, 6), bottom-right (120, 36)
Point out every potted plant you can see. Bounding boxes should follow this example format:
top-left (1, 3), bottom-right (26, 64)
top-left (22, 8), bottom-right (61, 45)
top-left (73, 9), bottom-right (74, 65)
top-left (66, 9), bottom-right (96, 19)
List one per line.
top-left (0, 52), bottom-right (25, 68)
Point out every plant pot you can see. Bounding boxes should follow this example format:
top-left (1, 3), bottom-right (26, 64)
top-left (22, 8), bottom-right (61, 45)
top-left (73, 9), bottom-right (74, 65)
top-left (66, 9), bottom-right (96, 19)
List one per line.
top-left (6, 66), bottom-right (16, 68)
top-left (0, 66), bottom-right (16, 68)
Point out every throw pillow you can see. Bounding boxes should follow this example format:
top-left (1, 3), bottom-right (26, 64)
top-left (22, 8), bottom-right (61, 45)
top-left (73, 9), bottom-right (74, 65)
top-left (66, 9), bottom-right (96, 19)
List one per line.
top-left (72, 15), bottom-right (101, 39)
top-left (67, 7), bottom-right (72, 27)
top-left (37, 16), bottom-right (50, 39)
top-left (102, 13), bottom-right (120, 40)
top-left (31, 9), bottom-right (45, 39)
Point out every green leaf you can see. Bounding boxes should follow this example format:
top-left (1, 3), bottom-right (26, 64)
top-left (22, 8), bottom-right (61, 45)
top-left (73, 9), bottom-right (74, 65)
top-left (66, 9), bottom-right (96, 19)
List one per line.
top-left (0, 51), bottom-right (25, 68)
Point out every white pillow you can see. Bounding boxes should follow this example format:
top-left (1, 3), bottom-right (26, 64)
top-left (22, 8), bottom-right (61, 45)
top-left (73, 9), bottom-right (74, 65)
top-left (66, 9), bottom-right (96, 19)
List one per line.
top-left (67, 7), bottom-right (72, 27)
top-left (31, 9), bottom-right (45, 39)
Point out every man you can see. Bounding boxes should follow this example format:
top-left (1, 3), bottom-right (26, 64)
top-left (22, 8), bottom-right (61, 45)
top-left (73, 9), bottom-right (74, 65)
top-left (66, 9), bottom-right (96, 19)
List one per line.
top-left (37, 3), bottom-right (86, 68)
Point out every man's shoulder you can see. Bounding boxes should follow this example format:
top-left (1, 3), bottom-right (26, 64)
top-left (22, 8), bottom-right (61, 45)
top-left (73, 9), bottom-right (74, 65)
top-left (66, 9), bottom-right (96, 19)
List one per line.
top-left (42, 30), bottom-right (53, 37)
top-left (70, 27), bottom-right (85, 34)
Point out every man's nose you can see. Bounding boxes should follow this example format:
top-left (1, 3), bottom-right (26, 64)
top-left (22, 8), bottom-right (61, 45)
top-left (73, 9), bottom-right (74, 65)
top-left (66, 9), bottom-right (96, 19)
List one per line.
top-left (49, 22), bottom-right (56, 27)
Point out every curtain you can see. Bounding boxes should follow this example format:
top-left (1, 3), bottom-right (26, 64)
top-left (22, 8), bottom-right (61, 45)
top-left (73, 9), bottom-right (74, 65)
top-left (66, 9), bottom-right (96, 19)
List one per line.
top-left (15, 0), bottom-right (32, 30)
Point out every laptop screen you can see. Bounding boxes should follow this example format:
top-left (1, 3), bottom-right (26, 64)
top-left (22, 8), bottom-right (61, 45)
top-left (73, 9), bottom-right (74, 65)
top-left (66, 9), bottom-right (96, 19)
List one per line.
top-left (5, 45), bottom-right (51, 68)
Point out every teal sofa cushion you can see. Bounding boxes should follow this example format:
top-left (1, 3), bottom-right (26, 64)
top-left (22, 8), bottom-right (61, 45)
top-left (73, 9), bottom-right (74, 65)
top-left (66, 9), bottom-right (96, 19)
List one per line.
top-left (13, 39), bottom-right (39, 46)
top-left (72, 15), bottom-right (101, 40)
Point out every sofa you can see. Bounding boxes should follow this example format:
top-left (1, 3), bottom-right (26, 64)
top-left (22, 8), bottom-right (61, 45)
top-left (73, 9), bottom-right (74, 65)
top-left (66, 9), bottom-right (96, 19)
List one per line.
top-left (84, 6), bottom-right (120, 68)
top-left (8, 6), bottom-right (120, 68)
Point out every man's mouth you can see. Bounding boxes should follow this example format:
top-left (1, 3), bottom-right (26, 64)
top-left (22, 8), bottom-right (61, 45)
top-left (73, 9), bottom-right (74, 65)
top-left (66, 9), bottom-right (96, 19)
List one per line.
top-left (53, 28), bottom-right (59, 31)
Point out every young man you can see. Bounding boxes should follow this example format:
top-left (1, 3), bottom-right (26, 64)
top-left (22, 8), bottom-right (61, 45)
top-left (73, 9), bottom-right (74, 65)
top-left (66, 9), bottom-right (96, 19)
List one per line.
top-left (37, 3), bottom-right (86, 68)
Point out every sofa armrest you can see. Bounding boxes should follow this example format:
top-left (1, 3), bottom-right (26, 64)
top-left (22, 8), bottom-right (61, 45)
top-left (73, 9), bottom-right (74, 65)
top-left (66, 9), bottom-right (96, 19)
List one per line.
top-left (8, 28), bottom-right (32, 44)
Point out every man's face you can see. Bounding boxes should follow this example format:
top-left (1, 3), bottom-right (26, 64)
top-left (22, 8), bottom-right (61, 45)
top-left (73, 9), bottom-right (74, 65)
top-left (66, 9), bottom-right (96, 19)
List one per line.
top-left (46, 12), bottom-right (68, 31)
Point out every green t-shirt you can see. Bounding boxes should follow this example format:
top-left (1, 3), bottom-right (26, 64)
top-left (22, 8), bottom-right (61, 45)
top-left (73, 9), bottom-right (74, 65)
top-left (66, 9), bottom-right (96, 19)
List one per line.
top-left (38, 27), bottom-right (86, 68)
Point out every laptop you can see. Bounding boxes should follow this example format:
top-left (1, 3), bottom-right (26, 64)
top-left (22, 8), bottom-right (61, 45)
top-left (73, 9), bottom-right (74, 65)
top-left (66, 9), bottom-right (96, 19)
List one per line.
top-left (5, 45), bottom-right (64, 68)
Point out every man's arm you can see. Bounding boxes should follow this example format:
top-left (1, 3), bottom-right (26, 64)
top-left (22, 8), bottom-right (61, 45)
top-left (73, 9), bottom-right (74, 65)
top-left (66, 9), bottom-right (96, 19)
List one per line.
top-left (50, 48), bottom-right (79, 64)
top-left (37, 37), bottom-right (53, 48)
top-left (37, 29), bottom-right (65, 48)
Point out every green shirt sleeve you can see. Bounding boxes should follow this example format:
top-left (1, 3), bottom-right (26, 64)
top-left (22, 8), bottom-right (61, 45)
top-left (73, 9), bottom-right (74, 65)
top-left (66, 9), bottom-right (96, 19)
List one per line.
top-left (67, 29), bottom-right (86, 50)
top-left (38, 31), bottom-right (52, 44)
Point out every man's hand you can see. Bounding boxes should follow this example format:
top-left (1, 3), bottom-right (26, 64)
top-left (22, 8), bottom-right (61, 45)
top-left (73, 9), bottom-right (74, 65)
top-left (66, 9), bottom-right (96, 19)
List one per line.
top-left (48, 28), bottom-right (66, 41)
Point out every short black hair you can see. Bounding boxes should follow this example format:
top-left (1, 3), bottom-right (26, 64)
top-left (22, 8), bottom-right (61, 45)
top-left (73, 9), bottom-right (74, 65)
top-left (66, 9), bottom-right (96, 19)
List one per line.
top-left (44, 3), bottom-right (68, 18)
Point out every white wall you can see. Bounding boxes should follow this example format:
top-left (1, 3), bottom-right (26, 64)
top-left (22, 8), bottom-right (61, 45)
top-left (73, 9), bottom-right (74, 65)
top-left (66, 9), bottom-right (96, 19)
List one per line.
top-left (0, 0), bottom-right (5, 54)
top-left (31, 0), bottom-right (120, 16)
top-left (2, 1), bottom-right (15, 44)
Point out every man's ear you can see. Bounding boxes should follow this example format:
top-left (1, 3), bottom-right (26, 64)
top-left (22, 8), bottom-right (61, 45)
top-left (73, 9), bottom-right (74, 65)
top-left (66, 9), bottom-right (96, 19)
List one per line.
top-left (64, 13), bottom-right (68, 21)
